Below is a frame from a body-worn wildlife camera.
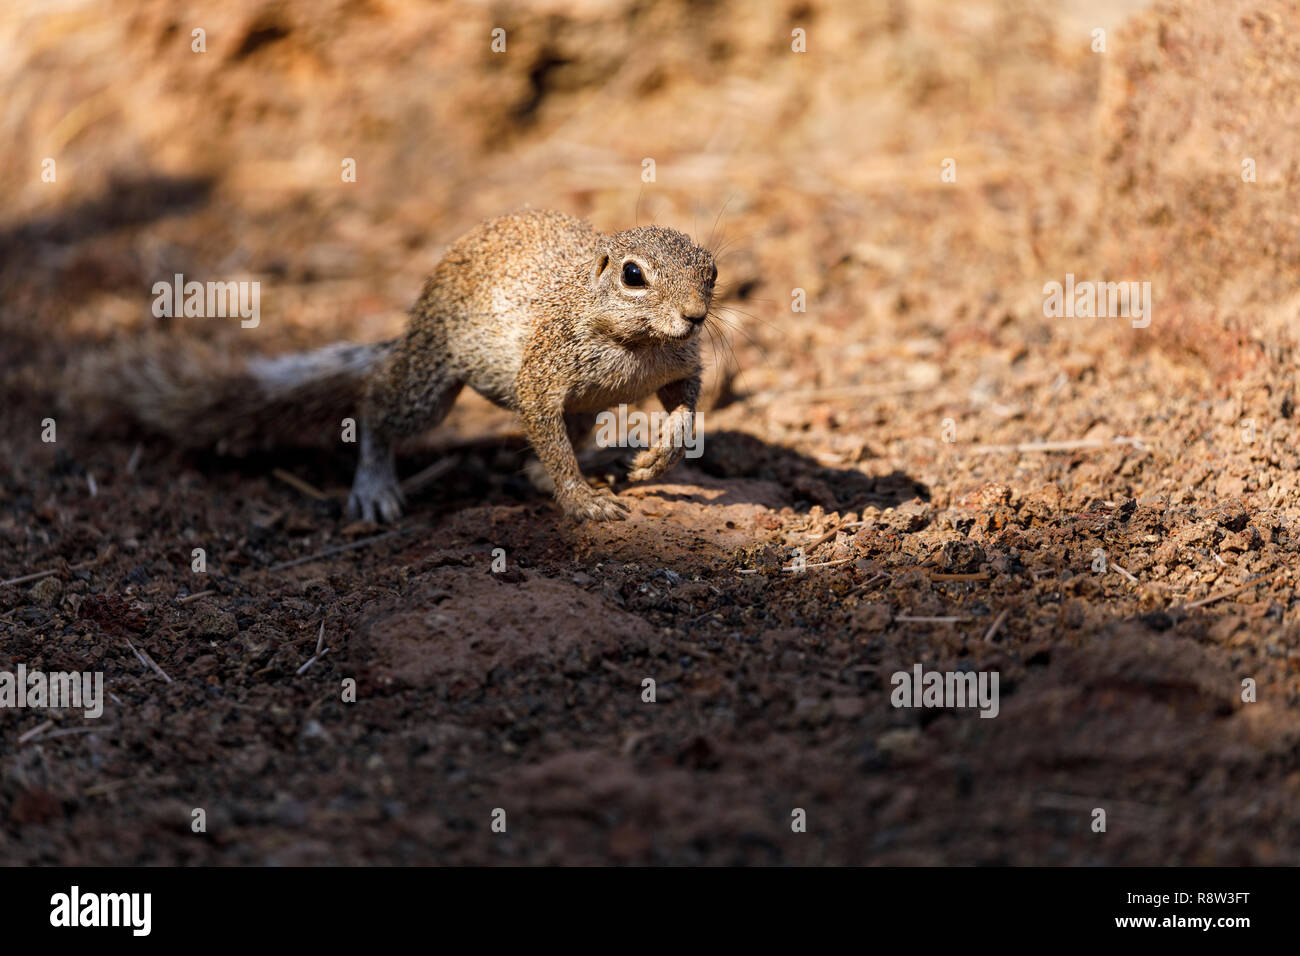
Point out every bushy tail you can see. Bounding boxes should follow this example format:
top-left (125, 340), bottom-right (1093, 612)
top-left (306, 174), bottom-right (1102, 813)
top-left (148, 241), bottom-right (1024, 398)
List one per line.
top-left (77, 337), bottom-right (396, 453)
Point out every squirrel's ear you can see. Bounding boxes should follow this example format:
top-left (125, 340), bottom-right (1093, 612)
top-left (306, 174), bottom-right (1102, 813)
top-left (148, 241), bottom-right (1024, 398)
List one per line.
top-left (589, 252), bottom-right (610, 290)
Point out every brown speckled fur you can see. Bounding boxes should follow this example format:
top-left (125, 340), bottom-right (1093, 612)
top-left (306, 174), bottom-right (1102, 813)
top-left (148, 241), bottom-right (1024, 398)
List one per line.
top-left (353, 209), bottom-right (715, 522)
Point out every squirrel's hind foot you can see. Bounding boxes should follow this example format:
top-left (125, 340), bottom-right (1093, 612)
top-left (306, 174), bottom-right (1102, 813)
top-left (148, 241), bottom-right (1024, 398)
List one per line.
top-left (347, 462), bottom-right (405, 523)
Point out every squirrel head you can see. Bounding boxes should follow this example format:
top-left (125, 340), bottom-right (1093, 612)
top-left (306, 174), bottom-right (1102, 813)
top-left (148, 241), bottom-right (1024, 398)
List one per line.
top-left (584, 225), bottom-right (717, 344)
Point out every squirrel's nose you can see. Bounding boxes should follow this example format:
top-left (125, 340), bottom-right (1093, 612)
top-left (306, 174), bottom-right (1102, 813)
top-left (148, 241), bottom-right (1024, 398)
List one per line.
top-left (683, 311), bottom-right (707, 326)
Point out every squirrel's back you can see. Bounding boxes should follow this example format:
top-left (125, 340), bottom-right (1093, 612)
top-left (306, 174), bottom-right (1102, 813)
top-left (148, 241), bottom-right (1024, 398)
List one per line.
top-left (408, 209), bottom-right (600, 408)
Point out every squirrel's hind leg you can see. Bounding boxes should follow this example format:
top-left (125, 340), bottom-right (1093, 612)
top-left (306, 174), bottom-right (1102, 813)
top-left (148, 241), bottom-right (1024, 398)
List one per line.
top-left (349, 352), bottom-right (464, 522)
top-left (347, 419), bottom-right (404, 523)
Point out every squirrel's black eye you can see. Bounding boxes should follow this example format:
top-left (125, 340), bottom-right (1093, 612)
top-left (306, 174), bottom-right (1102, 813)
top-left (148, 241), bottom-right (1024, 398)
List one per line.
top-left (709, 263), bottom-right (717, 284)
top-left (622, 261), bottom-right (646, 287)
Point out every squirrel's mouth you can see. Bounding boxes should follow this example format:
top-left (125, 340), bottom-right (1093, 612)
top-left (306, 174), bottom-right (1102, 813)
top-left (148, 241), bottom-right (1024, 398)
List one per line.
top-left (664, 324), bottom-right (700, 341)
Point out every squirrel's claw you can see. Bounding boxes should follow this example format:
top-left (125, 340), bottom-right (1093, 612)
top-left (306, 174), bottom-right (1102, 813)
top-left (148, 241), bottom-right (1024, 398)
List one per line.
top-left (561, 490), bottom-right (629, 522)
top-left (347, 472), bottom-right (405, 524)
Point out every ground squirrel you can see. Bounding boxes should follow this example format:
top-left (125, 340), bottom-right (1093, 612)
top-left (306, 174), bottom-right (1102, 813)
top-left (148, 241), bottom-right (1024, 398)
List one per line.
top-left (103, 209), bottom-right (717, 522)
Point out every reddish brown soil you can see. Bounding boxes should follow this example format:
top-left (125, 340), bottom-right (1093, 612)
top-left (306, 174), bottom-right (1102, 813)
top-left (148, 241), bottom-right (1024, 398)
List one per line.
top-left (2, 0), bottom-right (1299, 865)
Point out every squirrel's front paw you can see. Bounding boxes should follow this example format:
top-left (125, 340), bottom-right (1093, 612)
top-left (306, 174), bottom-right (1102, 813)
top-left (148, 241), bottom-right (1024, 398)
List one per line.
top-left (625, 443), bottom-right (684, 483)
top-left (559, 488), bottom-right (629, 522)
